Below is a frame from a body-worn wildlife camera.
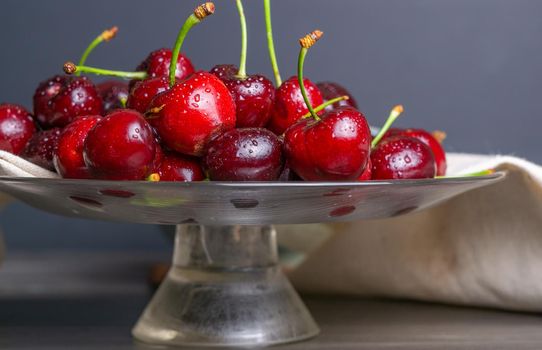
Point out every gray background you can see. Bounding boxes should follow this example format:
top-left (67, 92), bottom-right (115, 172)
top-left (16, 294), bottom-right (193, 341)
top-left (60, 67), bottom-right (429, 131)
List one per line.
top-left (0, 0), bottom-right (540, 251)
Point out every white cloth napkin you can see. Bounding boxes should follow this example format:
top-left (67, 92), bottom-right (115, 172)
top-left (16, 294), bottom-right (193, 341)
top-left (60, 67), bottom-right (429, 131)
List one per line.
top-left (282, 153), bottom-right (542, 312)
top-left (2, 150), bottom-right (542, 312)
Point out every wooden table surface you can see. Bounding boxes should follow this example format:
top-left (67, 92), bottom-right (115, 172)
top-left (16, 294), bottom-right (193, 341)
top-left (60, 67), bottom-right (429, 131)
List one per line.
top-left (0, 252), bottom-right (541, 350)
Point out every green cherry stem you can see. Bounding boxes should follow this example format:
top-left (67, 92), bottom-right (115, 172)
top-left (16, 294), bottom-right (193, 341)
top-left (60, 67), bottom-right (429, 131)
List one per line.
top-left (436, 169), bottom-right (495, 179)
top-left (236, 0), bottom-right (248, 78)
top-left (63, 62), bottom-right (147, 80)
top-left (301, 95), bottom-right (349, 119)
top-left (264, 0), bottom-right (282, 86)
top-left (371, 105), bottom-right (404, 149)
top-left (169, 2), bottom-right (215, 87)
top-left (298, 30), bottom-right (324, 121)
top-left (77, 26), bottom-right (119, 76)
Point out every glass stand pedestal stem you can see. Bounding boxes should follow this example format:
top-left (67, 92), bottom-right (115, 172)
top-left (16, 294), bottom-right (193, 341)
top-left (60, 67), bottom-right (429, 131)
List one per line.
top-left (132, 224), bottom-right (320, 347)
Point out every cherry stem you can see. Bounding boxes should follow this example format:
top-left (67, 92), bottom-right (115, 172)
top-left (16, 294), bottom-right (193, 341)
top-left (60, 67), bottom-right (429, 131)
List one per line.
top-left (235, 0), bottom-right (248, 78)
top-left (301, 95), bottom-right (349, 119)
top-left (436, 169), bottom-right (495, 179)
top-left (77, 26), bottom-right (118, 76)
top-left (169, 2), bottom-right (215, 87)
top-left (371, 105), bottom-right (404, 149)
top-left (297, 30), bottom-right (324, 121)
top-left (264, 0), bottom-right (282, 86)
top-left (63, 62), bottom-right (147, 80)
top-left (147, 173), bottom-right (161, 182)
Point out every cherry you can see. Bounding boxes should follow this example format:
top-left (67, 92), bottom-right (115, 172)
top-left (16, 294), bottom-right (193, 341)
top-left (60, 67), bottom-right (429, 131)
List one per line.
top-left (22, 128), bottom-right (62, 171)
top-left (316, 82), bottom-right (358, 111)
top-left (267, 76), bottom-right (323, 135)
top-left (54, 115), bottom-right (101, 179)
top-left (0, 104), bottom-right (36, 155)
top-left (203, 128), bottom-right (284, 181)
top-left (371, 136), bottom-right (436, 179)
top-left (134, 48), bottom-right (194, 85)
top-left (83, 109), bottom-right (157, 180)
top-left (33, 75), bottom-right (103, 128)
top-left (210, 1), bottom-right (275, 128)
top-left (153, 152), bottom-right (205, 182)
top-left (147, 71), bottom-right (236, 156)
top-left (385, 128), bottom-right (447, 176)
top-left (284, 31), bottom-right (371, 181)
top-left (97, 80), bottom-right (129, 114)
top-left (126, 76), bottom-right (171, 114)
top-left (357, 158), bottom-right (372, 181)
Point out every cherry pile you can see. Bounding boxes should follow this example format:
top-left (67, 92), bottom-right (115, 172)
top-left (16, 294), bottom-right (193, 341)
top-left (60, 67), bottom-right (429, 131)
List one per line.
top-left (0, 1), bottom-right (448, 182)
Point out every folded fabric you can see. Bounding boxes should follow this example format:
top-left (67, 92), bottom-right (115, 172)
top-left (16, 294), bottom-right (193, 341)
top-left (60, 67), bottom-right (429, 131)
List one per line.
top-left (284, 153), bottom-right (542, 312)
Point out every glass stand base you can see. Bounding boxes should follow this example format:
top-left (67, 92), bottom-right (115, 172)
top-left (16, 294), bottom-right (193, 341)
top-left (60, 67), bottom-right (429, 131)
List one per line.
top-left (132, 225), bottom-right (320, 347)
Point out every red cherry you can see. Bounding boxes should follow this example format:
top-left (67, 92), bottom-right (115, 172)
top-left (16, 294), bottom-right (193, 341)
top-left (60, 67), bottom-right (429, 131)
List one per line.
top-left (316, 82), bottom-right (358, 112)
top-left (385, 128), bottom-right (447, 176)
top-left (357, 158), bottom-right (372, 181)
top-left (83, 109), bottom-right (157, 180)
top-left (284, 107), bottom-right (371, 181)
top-left (131, 48), bottom-right (194, 89)
top-left (22, 128), bottom-right (62, 171)
top-left (210, 65), bottom-right (275, 128)
top-left (96, 80), bottom-right (129, 115)
top-left (267, 76), bottom-right (323, 135)
top-left (33, 75), bottom-right (103, 128)
top-left (0, 104), bottom-right (36, 155)
top-left (204, 128), bottom-right (284, 181)
top-left (154, 152), bottom-right (204, 182)
top-left (126, 77), bottom-right (171, 114)
top-left (371, 136), bottom-right (437, 180)
top-left (54, 115), bottom-right (101, 179)
top-left (147, 71), bottom-right (236, 157)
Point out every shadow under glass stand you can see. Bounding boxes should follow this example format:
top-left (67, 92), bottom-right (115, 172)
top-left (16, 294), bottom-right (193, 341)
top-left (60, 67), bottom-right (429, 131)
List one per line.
top-left (132, 224), bottom-right (320, 347)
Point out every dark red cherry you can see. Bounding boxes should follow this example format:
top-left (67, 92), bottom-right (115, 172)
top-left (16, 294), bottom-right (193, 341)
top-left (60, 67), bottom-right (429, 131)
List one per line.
top-left (357, 158), bottom-right (372, 181)
top-left (316, 82), bottom-right (358, 112)
top-left (284, 107), bottom-right (371, 181)
top-left (154, 152), bottom-right (204, 182)
top-left (83, 109), bottom-right (157, 180)
top-left (0, 104), bottom-right (36, 155)
top-left (267, 76), bottom-right (324, 135)
top-left (22, 128), bottom-right (62, 171)
top-left (210, 64), bottom-right (275, 128)
top-left (385, 128), bottom-right (447, 176)
top-left (96, 80), bottom-right (129, 114)
top-left (33, 75), bottom-right (103, 128)
top-left (54, 115), bottom-right (101, 179)
top-left (126, 77), bottom-right (171, 114)
top-left (147, 71), bottom-right (236, 157)
top-left (133, 48), bottom-right (194, 87)
top-left (371, 136), bottom-right (436, 180)
top-left (204, 128), bottom-right (284, 181)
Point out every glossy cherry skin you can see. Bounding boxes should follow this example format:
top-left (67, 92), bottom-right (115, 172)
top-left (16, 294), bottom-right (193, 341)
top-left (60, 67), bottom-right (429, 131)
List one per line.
top-left (136, 48), bottom-right (195, 82)
top-left (316, 81), bottom-right (358, 112)
top-left (22, 128), bottom-right (62, 171)
top-left (97, 80), bottom-right (129, 114)
top-left (0, 104), bottom-right (36, 155)
top-left (210, 64), bottom-right (275, 128)
top-left (204, 128), bottom-right (284, 181)
top-left (127, 77), bottom-right (171, 114)
top-left (357, 158), bottom-right (372, 181)
top-left (385, 128), bottom-right (447, 176)
top-left (83, 109), bottom-right (157, 180)
top-left (147, 71), bottom-right (236, 157)
top-left (54, 115), bottom-right (101, 179)
top-left (371, 136), bottom-right (436, 180)
top-left (154, 152), bottom-right (204, 182)
top-left (284, 107), bottom-right (371, 181)
top-left (33, 75), bottom-right (103, 128)
top-left (267, 76), bottom-right (324, 135)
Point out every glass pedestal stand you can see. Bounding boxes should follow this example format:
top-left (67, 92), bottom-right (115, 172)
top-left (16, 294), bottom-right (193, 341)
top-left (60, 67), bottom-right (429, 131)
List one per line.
top-left (132, 224), bottom-right (319, 347)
